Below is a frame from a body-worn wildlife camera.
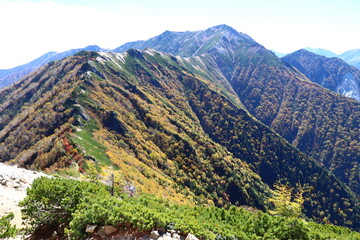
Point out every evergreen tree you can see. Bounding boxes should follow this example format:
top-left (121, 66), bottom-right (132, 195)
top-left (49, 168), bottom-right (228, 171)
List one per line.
top-left (268, 182), bottom-right (304, 218)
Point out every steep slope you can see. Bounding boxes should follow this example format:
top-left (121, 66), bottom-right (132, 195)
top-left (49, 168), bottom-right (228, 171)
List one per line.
top-left (226, 47), bottom-right (360, 198)
top-left (0, 49), bottom-right (359, 229)
top-left (0, 45), bottom-right (106, 89)
top-left (0, 49), bottom-right (270, 209)
top-left (282, 49), bottom-right (360, 101)
top-left (339, 48), bottom-right (360, 70)
top-left (114, 25), bottom-right (360, 198)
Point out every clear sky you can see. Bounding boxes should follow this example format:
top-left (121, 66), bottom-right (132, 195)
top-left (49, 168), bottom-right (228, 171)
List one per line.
top-left (0, 0), bottom-right (359, 69)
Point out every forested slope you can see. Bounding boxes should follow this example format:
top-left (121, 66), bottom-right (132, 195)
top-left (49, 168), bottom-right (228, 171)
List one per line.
top-left (0, 49), bottom-right (358, 229)
top-left (114, 25), bottom-right (360, 197)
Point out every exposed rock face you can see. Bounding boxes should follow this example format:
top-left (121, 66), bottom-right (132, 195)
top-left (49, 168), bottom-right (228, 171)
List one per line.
top-left (337, 72), bottom-right (360, 101)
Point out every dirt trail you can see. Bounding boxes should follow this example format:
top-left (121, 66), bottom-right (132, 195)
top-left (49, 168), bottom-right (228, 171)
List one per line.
top-left (0, 162), bottom-right (48, 228)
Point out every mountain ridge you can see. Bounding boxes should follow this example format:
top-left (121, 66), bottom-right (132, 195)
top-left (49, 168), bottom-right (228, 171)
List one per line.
top-left (276, 48), bottom-right (360, 70)
top-left (0, 25), bottom-right (360, 230)
top-left (112, 26), bottom-right (360, 198)
top-left (339, 48), bottom-right (360, 69)
top-left (0, 45), bottom-right (107, 89)
top-left (282, 49), bottom-right (360, 101)
top-left (0, 48), bottom-right (359, 229)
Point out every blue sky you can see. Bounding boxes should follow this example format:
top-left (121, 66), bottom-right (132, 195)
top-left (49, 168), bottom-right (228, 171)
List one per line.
top-left (0, 0), bottom-right (359, 68)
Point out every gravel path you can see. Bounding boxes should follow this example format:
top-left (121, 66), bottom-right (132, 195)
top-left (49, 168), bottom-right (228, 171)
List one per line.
top-left (0, 162), bottom-right (48, 228)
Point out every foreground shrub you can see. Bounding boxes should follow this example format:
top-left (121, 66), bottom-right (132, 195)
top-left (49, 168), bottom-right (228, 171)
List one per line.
top-left (0, 213), bottom-right (17, 238)
top-left (19, 177), bottom-right (108, 231)
top-left (20, 177), bottom-right (360, 240)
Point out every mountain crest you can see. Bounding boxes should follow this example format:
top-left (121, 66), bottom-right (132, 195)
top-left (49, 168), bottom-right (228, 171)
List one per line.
top-left (282, 49), bottom-right (360, 101)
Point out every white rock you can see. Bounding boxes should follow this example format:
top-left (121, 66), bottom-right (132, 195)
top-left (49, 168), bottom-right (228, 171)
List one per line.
top-left (150, 230), bottom-right (160, 239)
top-left (85, 225), bottom-right (97, 233)
top-left (158, 236), bottom-right (173, 240)
top-left (172, 233), bottom-right (181, 239)
top-left (185, 233), bottom-right (199, 240)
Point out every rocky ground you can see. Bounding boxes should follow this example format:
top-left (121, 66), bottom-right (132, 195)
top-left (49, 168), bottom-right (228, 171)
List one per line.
top-left (0, 162), bottom-right (48, 230)
top-left (0, 163), bottom-right (199, 240)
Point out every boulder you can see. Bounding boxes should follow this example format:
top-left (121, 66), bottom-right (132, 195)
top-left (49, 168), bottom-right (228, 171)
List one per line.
top-left (185, 233), bottom-right (199, 240)
top-left (158, 236), bottom-right (173, 240)
top-left (98, 225), bottom-right (117, 238)
top-left (150, 230), bottom-right (160, 239)
top-left (172, 233), bottom-right (181, 239)
top-left (85, 225), bottom-right (97, 233)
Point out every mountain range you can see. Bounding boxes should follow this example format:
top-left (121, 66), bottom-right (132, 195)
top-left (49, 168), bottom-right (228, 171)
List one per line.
top-left (275, 48), bottom-right (360, 70)
top-left (339, 49), bottom-right (360, 69)
top-left (282, 49), bottom-right (360, 101)
top-left (0, 25), bottom-right (359, 231)
top-left (0, 45), bottom-right (106, 89)
top-left (2, 26), bottom-right (360, 91)
top-left (112, 25), bottom-right (360, 195)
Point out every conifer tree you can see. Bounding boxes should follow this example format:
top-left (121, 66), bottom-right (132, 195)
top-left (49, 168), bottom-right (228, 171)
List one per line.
top-left (267, 182), bottom-right (304, 218)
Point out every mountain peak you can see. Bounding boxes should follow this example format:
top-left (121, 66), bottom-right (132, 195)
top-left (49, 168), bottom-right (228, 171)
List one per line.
top-left (288, 49), bottom-right (329, 60)
top-left (83, 45), bottom-right (103, 51)
top-left (293, 49), bottom-right (317, 56)
top-left (210, 24), bottom-right (237, 32)
top-left (113, 25), bottom-right (259, 58)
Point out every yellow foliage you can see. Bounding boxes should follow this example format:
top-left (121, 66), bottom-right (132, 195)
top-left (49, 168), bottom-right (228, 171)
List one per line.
top-left (267, 182), bottom-right (304, 218)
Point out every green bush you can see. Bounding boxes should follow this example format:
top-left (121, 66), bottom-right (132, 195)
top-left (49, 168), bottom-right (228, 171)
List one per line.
top-left (20, 177), bottom-right (360, 240)
top-left (0, 213), bottom-right (17, 238)
top-left (19, 177), bottom-right (108, 231)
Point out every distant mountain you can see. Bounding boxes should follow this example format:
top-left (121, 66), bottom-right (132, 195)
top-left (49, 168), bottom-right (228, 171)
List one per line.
top-left (304, 48), bottom-right (338, 58)
top-left (114, 24), bottom-right (256, 58)
top-left (0, 49), bottom-right (358, 229)
top-left (282, 49), bottom-right (360, 101)
top-left (114, 25), bottom-right (360, 198)
top-left (272, 51), bottom-right (288, 58)
top-left (339, 48), bottom-right (360, 70)
top-left (271, 48), bottom-right (337, 59)
top-left (0, 45), bottom-right (106, 89)
top-left (295, 48), bottom-right (360, 70)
